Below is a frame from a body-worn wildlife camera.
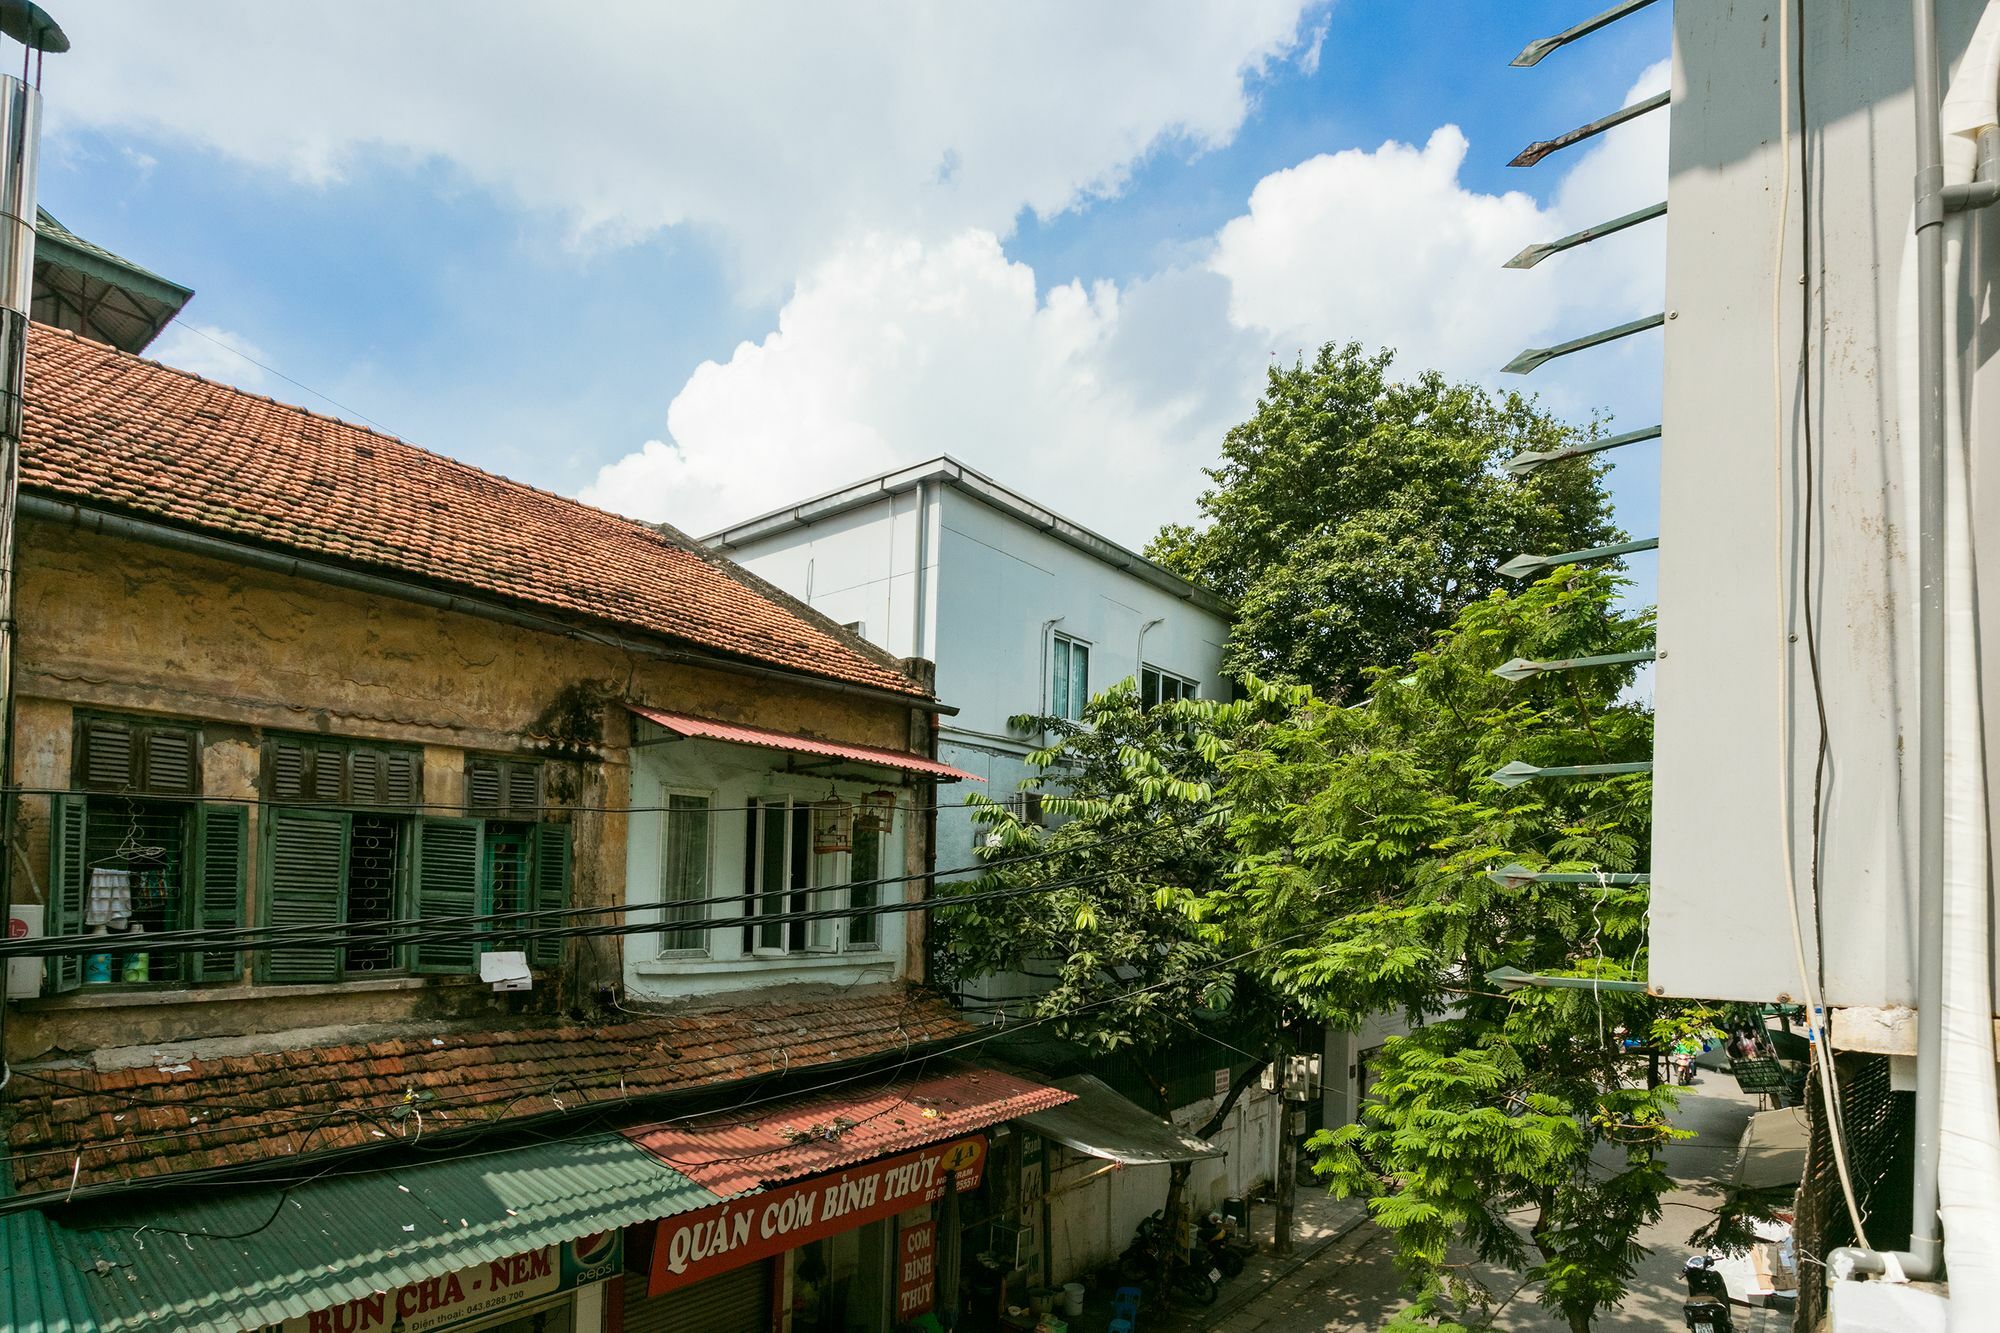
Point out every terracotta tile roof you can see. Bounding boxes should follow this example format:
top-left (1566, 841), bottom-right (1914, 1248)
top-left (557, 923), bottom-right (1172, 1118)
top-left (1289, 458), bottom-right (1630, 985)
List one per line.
top-left (0, 986), bottom-right (970, 1199)
top-left (18, 323), bottom-right (927, 698)
top-left (626, 1062), bottom-right (1073, 1195)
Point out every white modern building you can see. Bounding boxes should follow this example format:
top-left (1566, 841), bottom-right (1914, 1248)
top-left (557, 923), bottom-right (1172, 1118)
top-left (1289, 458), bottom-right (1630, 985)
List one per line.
top-left (704, 457), bottom-right (1233, 871)
top-left (706, 458), bottom-right (1284, 1279)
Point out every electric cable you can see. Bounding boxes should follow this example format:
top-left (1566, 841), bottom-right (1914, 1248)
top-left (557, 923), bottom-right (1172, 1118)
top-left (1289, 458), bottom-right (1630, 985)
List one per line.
top-left (0, 932), bottom-right (1311, 1218)
top-left (1770, 0), bottom-right (1872, 1247)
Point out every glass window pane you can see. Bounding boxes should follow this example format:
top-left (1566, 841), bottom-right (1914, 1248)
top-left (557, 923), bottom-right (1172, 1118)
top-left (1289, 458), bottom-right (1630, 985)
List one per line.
top-left (1142, 668), bottom-right (1160, 709)
top-left (1051, 637), bottom-right (1071, 718)
top-left (663, 794), bottom-right (709, 952)
top-left (759, 801), bottom-right (789, 951)
top-left (1069, 643), bottom-right (1089, 720)
top-left (849, 823), bottom-right (880, 946)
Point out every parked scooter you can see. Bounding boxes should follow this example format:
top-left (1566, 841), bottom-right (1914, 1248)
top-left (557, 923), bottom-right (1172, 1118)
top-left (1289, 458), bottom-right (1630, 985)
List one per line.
top-left (1116, 1211), bottom-right (1221, 1306)
top-left (1681, 1255), bottom-right (1735, 1333)
top-left (1198, 1211), bottom-right (1252, 1280)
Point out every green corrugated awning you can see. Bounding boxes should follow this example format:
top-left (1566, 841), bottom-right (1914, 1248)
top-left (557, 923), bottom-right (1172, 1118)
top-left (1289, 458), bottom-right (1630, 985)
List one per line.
top-left (29, 1133), bottom-right (717, 1332)
top-left (0, 1209), bottom-right (98, 1333)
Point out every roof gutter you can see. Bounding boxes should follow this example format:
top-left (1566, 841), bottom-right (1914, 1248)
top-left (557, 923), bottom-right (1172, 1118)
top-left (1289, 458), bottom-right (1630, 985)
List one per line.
top-left (19, 494), bottom-right (954, 715)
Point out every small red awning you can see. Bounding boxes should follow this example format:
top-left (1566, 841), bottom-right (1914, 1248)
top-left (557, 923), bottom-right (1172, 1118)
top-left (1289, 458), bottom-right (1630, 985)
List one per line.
top-left (628, 704), bottom-right (981, 782)
top-left (624, 1063), bottom-right (1073, 1195)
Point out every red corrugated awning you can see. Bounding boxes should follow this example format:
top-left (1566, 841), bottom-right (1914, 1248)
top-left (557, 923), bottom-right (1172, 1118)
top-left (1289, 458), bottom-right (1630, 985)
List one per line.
top-left (628, 704), bottom-right (982, 781)
top-left (623, 1063), bottom-right (1073, 1195)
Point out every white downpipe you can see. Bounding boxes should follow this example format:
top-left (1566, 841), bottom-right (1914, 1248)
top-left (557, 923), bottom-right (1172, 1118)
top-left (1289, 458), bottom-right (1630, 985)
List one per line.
top-left (1914, 4), bottom-right (2000, 1315)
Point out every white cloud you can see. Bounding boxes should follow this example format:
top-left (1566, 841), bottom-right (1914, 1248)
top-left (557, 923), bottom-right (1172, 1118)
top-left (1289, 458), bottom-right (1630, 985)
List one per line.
top-left (579, 232), bottom-right (1261, 539)
top-left (49, 1), bottom-right (1322, 290)
top-left (146, 323), bottom-right (276, 395)
top-left (1210, 59), bottom-right (1670, 388)
top-left (582, 62), bottom-right (1673, 545)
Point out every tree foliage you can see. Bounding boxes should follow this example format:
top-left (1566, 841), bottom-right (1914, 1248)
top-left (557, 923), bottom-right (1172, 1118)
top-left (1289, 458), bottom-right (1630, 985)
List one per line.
top-left (938, 569), bottom-right (1708, 1331)
top-left (1149, 343), bottom-right (1618, 701)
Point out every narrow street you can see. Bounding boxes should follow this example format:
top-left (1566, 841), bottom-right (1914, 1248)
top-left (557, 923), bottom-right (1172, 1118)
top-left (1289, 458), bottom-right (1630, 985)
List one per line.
top-left (1165, 1073), bottom-right (1783, 1333)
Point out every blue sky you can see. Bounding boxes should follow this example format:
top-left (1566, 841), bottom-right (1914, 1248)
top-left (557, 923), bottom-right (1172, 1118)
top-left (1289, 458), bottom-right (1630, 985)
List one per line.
top-left (40, 1), bottom-right (1666, 599)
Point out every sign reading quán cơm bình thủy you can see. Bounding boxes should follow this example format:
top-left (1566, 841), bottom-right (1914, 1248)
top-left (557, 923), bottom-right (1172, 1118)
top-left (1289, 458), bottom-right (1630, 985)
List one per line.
top-left (895, 1219), bottom-right (938, 1319)
top-left (648, 1135), bottom-right (986, 1296)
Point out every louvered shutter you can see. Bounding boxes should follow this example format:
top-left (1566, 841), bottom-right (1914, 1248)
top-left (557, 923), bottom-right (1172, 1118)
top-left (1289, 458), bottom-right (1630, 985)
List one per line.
top-left (141, 728), bottom-right (197, 795)
top-left (349, 750), bottom-right (382, 804)
top-left (48, 795), bottom-right (87, 993)
top-left (465, 758), bottom-right (503, 815)
top-left (191, 804), bottom-right (248, 982)
top-left (309, 745), bottom-right (344, 802)
top-left (80, 717), bottom-right (136, 791)
top-left (270, 739), bottom-right (308, 800)
top-left (507, 763), bottom-right (541, 816)
top-left (529, 822), bottom-right (570, 969)
top-left (412, 817), bottom-right (482, 975)
top-left (262, 808), bottom-right (346, 983)
top-left (383, 751), bottom-right (420, 806)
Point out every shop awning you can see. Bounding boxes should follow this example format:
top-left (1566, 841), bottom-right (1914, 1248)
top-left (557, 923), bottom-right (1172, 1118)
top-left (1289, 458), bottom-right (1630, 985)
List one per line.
top-left (34, 1133), bottom-right (714, 1333)
top-left (0, 1210), bottom-right (96, 1333)
top-left (1734, 1106), bottom-right (1810, 1190)
top-left (1015, 1074), bottom-right (1223, 1165)
top-left (625, 1062), bottom-right (1073, 1195)
top-left (629, 704), bottom-right (982, 781)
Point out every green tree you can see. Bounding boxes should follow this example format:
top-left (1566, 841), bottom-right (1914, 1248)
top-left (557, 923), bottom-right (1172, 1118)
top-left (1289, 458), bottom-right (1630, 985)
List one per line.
top-left (1150, 343), bottom-right (1618, 701)
top-left (1208, 569), bottom-right (1707, 1332)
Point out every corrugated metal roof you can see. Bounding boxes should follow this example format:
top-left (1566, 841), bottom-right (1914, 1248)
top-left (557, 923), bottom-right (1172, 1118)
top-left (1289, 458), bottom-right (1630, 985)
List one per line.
top-left (35, 1134), bottom-right (712, 1333)
top-left (629, 705), bottom-right (982, 781)
top-left (625, 1062), bottom-right (1072, 1195)
top-left (1015, 1074), bottom-right (1222, 1165)
top-left (0, 1209), bottom-right (97, 1333)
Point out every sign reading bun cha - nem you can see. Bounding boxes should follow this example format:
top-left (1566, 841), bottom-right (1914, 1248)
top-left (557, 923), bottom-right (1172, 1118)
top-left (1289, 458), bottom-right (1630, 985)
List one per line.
top-left (271, 1231), bottom-right (622, 1333)
top-left (648, 1136), bottom-right (987, 1296)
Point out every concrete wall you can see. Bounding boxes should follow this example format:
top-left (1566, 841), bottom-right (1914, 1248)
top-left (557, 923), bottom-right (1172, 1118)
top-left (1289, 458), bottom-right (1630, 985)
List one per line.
top-left (5, 518), bottom-right (927, 1060)
top-left (1036, 1088), bottom-right (1281, 1284)
top-left (1651, 0), bottom-right (2000, 1005)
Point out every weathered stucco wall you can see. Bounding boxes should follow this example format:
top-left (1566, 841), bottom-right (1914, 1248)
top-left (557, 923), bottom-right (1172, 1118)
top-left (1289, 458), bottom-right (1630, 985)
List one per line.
top-left (6, 517), bottom-right (929, 1060)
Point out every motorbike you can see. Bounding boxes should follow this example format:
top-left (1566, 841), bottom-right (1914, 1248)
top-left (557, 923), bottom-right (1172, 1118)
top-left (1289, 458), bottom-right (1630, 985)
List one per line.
top-left (1116, 1211), bottom-right (1221, 1306)
top-left (1198, 1211), bottom-right (1251, 1280)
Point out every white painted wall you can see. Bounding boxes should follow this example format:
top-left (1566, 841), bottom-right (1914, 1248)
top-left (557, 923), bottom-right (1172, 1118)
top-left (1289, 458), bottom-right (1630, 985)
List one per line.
top-left (721, 489), bottom-right (930, 660)
top-left (1039, 1089), bottom-right (1281, 1284)
top-left (621, 735), bottom-right (911, 1002)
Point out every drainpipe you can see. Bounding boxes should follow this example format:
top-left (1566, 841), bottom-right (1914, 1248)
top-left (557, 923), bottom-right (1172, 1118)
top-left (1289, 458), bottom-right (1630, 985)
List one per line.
top-left (1136, 616), bottom-right (1165, 683)
top-left (911, 479), bottom-right (937, 661)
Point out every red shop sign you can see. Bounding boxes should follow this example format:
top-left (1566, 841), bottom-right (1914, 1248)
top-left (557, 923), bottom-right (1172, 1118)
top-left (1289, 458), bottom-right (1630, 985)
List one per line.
top-left (649, 1136), bottom-right (985, 1297)
top-left (895, 1219), bottom-right (938, 1320)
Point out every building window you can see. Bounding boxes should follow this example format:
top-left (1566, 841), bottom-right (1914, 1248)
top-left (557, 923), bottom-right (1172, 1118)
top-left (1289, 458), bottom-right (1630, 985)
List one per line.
top-left (847, 820), bottom-right (882, 948)
top-left (47, 713), bottom-right (238, 992)
top-left (1050, 634), bottom-right (1090, 721)
top-left (660, 793), bottom-right (712, 954)
top-left (74, 713), bottom-right (201, 796)
top-left (1141, 666), bottom-right (1199, 709)
top-left (466, 755), bottom-right (543, 818)
top-left (264, 733), bottom-right (422, 806)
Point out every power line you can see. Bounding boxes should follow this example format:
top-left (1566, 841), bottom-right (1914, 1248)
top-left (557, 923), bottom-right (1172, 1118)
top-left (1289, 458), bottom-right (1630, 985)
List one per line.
top-left (0, 819), bottom-right (1199, 961)
top-left (0, 933), bottom-right (1308, 1216)
top-left (165, 323), bottom-right (397, 437)
top-left (4, 785), bottom-right (1001, 819)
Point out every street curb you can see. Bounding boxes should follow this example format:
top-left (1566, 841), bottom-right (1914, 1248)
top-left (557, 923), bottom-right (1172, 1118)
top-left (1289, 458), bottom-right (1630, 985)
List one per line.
top-left (1190, 1211), bottom-right (1374, 1331)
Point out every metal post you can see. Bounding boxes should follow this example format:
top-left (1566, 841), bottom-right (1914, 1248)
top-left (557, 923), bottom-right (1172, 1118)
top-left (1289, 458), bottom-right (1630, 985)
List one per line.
top-left (1274, 1056), bottom-right (1297, 1255)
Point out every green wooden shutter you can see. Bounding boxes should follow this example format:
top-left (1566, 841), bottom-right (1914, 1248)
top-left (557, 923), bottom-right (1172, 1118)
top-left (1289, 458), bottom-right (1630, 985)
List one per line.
top-left (48, 795), bottom-right (87, 992)
top-left (142, 728), bottom-right (198, 795)
top-left (262, 808), bottom-right (347, 984)
top-left (270, 738), bottom-right (308, 801)
top-left (465, 758), bottom-right (503, 815)
top-left (507, 763), bottom-right (542, 817)
top-left (383, 751), bottom-right (420, 806)
top-left (348, 749), bottom-right (383, 804)
top-left (529, 822), bottom-right (570, 969)
top-left (79, 717), bottom-right (136, 791)
top-left (412, 817), bottom-right (482, 975)
top-left (191, 804), bottom-right (248, 983)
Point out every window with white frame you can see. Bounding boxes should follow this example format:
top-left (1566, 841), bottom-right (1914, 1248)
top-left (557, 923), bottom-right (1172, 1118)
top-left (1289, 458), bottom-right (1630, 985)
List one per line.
top-left (659, 793), bottom-right (712, 954)
top-left (1141, 665), bottom-right (1199, 709)
top-left (1050, 634), bottom-right (1090, 721)
top-left (736, 792), bottom-right (894, 958)
top-left (745, 796), bottom-right (808, 955)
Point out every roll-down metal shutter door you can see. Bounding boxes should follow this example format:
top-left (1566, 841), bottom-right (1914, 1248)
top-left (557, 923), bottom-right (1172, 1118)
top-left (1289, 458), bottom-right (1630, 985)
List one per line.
top-left (621, 1262), bottom-right (770, 1333)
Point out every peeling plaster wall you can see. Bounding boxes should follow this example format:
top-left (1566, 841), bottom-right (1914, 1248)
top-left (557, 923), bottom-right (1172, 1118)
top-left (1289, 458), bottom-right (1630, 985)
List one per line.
top-left (4, 518), bottom-right (929, 1060)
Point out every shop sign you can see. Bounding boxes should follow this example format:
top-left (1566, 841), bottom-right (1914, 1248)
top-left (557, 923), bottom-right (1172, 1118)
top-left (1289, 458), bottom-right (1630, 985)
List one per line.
top-left (275, 1231), bottom-right (621, 1333)
top-left (895, 1220), bottom-right (938, 1320)
top-left (649, 1135), bottom-right (986, 1297)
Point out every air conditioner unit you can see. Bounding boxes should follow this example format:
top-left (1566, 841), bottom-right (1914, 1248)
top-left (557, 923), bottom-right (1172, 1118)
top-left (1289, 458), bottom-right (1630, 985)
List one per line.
top-left (7, 903), bottom-right (42, 999)
top-left (1259, 1054), bottom-right (1323, 1100)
